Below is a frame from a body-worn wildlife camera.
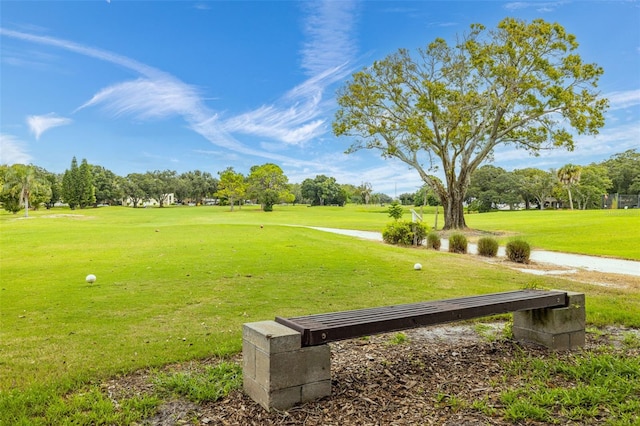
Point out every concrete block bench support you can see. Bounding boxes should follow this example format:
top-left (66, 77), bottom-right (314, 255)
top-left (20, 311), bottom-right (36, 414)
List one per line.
top-left (513, 290), bottom-right (585, 350)
top-left (242, 290), bottom-right (585, 411)
top-left (242, 321), bottom-right (331, 411)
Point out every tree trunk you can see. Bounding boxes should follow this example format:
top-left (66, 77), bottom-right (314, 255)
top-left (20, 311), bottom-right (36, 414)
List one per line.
top-left (567, 188), bottom-right (574, 210)
top-left (441, 186), bottom-right (467, 230)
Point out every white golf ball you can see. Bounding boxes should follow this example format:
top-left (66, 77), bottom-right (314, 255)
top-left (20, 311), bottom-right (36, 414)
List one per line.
top-left (414, 263), bottom-right (422, 270)
top-left (86, 274), bottom-right (97, 284)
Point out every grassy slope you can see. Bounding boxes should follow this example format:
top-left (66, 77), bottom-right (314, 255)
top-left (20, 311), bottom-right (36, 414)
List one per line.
top-left (463, 208), bottom-right (640, 260)
top-left (1, 205), bottom-right (638, 395)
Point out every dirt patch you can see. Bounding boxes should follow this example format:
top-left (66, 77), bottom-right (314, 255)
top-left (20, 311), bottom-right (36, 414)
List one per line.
top-left (103, 324), bottom-right (638, 425)
top-left (437, 228), bottom-right (516, 242)
top-left (41, 214), bottom-right (92, 219)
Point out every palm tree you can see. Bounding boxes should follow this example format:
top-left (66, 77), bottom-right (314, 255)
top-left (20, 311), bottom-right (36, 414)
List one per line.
top-left (358, 182), bottom-right (372, 206)
top-left (3, 165), bottom-right (50, 217)
top-left (557, 164), bottom-right (582, 210)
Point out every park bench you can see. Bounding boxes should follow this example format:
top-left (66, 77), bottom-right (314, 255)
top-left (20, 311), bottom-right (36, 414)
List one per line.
top-left (243, 289), bottom-right (585, 411)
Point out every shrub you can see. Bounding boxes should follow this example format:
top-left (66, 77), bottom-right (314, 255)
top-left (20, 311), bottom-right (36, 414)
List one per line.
top-left (477, 237), bottom-right (499, 257)
top-left (382, 221), bottom-right (428, 246)
top-left (448, 233), bottom-right (468, 254)
top-left (426, 232), bottom-right (441, 250)
top-left (506, 239), bottom-right (531, 264)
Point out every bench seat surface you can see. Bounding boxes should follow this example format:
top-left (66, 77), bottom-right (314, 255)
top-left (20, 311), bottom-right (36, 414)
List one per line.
top-left (276, 290), bottom-right (567, 346)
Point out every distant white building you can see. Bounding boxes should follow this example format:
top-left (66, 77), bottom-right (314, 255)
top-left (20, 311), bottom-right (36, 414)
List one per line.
top-left (123, 193), bottom-right (175, 207)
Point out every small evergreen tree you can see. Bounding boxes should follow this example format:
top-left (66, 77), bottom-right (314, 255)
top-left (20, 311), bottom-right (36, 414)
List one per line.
top-left (388, 201), bottom-right (403, 220)
top-left (62, 157), bottom-right (80, 209)
top-left (79, 159), bottom-right (96, 208)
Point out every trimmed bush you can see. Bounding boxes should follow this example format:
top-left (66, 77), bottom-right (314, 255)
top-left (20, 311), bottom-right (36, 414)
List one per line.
top-left (477, 236), bottom-right (499, 257)
top-left (448, 233), bottom-right (468, 254)
top-left (426, 232), bottom-right (441, 250)
top-left (382, 221), bottom-right (428, 246)
top-left (506, 239), bottom-right (531, 263)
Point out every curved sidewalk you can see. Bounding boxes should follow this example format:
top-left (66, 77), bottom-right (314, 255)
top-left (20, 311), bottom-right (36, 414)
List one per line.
top-left (306, 227), bottom-right (640, 277)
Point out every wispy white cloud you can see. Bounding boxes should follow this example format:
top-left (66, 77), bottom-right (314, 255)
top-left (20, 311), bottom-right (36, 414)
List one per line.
top-left (0, 133), bottom-right (32, 165)
top-left (504, 1), bottom-right (566, 12)
top-left (378, 7), bottom-right (419, 14)
top-left (606, 89), bottom-right (640, 111)
top-left (493, 121), bottom-right (640, 170)
top-left (78, 77), bottom-right (205, 121)
top-left (1, 47), bottom-right (61, 71)
top-left (222, 95), bottom-right (327, 146)
top-left (1, 28), bottom-right (268, 157)
top-left (0, 28), bottom-right (163, 78)
top-left (428, 22), bottom-right (458, 28)
top-left (223, 1), bottom-right (358, 146)
top-left (193, 3), bottom-right (210, 11)
top-left (27, 113), bottom-right (72, 139)
top-left (300, 0), bottom-right (359, 77)
top-left (343, 161), bottom-right (424, 195)
top-left (0, 2), bottom-right (360, 169)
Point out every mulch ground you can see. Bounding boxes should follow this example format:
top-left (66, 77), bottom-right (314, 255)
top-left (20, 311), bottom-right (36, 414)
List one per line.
top-left (102, 323), bottom-right (638, 426)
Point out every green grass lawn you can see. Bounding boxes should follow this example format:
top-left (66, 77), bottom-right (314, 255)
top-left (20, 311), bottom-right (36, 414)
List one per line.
top-left (1, 205), bottom-right (638, 424)
top-left (463, 208), bottom-right (640, 260)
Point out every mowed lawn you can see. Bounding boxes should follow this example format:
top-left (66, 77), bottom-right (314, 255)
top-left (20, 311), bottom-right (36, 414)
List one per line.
top-left (1, 205), bottom-right (639, 420)
top-left (463, 208), bottom-right (640, 260)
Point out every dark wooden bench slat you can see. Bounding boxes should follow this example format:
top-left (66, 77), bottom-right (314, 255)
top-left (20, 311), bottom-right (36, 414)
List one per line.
top-left (291, 291), bottom-right (556, 322)
top-left (282, 291), bottom-right (560, 325)
top-left (292, 293), bottom-right (549, 324)
top-left (276, 290), bottom-right (567, 346)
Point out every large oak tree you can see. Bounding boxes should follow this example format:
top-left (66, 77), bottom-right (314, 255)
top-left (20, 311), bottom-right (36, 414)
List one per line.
top-left (247, 163), bottom-right (293, 211)
top-left (333, 18), bottom-right (607, 229)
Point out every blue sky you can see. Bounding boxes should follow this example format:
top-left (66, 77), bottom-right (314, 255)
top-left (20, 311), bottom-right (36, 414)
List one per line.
top-left (1, 1), bottom-right (638, 195)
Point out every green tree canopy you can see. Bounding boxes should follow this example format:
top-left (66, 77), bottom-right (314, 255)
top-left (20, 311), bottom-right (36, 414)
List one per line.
top-left (467, 165), bottom-right (519, 212)
top-left (216, 167), bottom-right (246, 211)
top-left (301, 175), bottom-right (344, 206)
top-left (602, 149), bottom-right (640, 194)
top-left (573, 164), bottom-right (612, 209)
top-left (140, 170), bottom-right (176, 207)
top-left (247, 163), bottom-right (293, 211)
top-left (122, 173), bottom-right (147, 208)
top-left (177, 170), bottom-right (218, 204)
top-left (333, 18), bottom-right (607, 229)
top-left (92, 166), bottom-right (123, 205)
top-left (512, 168), bottom-right (555, 209)
top-left (1, 164), bottom-right (51, 216)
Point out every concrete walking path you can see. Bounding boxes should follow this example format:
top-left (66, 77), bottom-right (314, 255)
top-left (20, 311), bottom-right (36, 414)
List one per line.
top-left (306, 226), bottom-right (640, 277)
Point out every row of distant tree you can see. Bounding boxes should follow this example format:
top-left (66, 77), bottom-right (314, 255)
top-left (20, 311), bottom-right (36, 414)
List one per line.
top-left (0, 149), bottom-right (637, 215)
top-left (395, 149), bottom-right (639, 212)
top-left (0, 158), bottom-right (394, 215)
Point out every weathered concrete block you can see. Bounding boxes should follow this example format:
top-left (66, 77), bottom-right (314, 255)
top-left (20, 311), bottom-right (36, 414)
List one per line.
top-left (513, 291), bottom-right (585, 350)
top-left (242, 339), bottom-right (256, 380)
top-left (243, 321), bottom-right (301, 353)
top-left (302, 380), bottom-right (332, 402)
top-left (242, 320), bottom-right (331, 411)
top-left (269, 345), bottom-right (331, 389)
